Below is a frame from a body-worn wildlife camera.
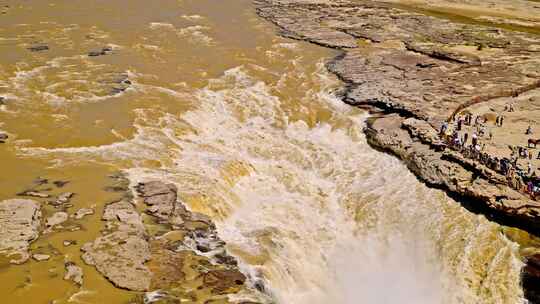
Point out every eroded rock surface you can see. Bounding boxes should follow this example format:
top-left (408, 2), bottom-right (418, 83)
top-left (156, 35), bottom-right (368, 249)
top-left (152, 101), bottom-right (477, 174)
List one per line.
top-left (254, 0), bottom-right (540, 230)
top-left (64, 261), bottom-right (84, 286)
top-left (81, 176), bottom-right (262, 301)
top-left (0, 199), bottom-right (41, 264)
top-left (52, 192), bottom-right (74, 207)
top-left (73, 208), bottom-right (94, 219)
top-left (81, 200), bottom-right (151, 291)
top-left (255, 2), bottom-right (540, 300)
top-left (46, 212), bottom-right (68, 228)
top-left (0, 132), bottom-right (7, 143)
top-left (32, 254), bottom-right (50, 261)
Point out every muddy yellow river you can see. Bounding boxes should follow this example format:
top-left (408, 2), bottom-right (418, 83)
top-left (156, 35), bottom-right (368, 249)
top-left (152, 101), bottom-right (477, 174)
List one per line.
top-left (0, 0), bottom-right (535, 303)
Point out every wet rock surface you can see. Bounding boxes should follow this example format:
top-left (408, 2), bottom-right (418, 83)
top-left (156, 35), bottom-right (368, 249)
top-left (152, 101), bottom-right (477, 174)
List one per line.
top-left (81, 179), bottom-right (261, 302)
top-left (0, 199), bottom-right (41, 264)
top-left (32, 253), bottom-right (50, 261)
top-left (88, 46), bottom-right (114, 57)
top-left (525, 253), bottom-right (540, 303)
top-left (81, 199), bottom-right (151, 291)
top-left (73, 207), bottom-right (94, 219)
top-left (137, 181), bottom-right (253, 302)
top-left (51, 192), bottom-right (74, 207)
top-left (139, 180), bottom-right (257, 301)
top-left (0, 132), bottom-right (7, 143)
top-left (46, 211), bottom-right (68, 228)
top-left (17, 190), bottom-right (50, 198)
top-left (27, 44), bottom-right (49, 52)
top-left (64, 261), bottom-right (84, 286)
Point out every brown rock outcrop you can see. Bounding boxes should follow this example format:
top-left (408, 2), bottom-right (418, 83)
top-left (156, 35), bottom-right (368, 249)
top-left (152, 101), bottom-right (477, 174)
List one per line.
top-left (135, 181), bottom-right (257, 302)
top-left (254, 1), bottom-right (540, 301)
top-left (0, 199), bottom-right (41, 264)
top-left (81, 200), bottom-right (152, 291)
top-left (82, 178), bottom-right (262, 302)
top-left (254, 0), bottom-right (540, 230)
top-left (64, 261), bottom-right (84, 286)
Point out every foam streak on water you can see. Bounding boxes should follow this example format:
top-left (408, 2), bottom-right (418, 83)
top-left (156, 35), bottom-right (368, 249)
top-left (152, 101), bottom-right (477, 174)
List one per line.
top-left (24, 55), bottom-right (524, 304)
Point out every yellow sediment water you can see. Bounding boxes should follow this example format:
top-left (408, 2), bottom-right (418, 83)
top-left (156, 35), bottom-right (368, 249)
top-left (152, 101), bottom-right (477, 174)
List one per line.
top-left (0, 0), bottom-right (535, 303)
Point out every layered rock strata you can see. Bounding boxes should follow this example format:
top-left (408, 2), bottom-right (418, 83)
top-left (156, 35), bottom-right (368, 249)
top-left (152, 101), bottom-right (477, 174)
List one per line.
top-left (254, 0), bottom-right (540, 301)
top-left (254, 0), bottom-right (540, 231)
top-left (81, 179), bottom-right (260, 303)
top-left (0, 199), bottom-right (41, 264)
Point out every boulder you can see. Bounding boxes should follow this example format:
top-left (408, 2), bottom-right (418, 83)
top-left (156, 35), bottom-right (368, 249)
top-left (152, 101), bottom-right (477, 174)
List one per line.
top-left (88, 46), bottom-right (113, 57)
top-left (63, 240), bottom-right (77, 247)
top-left (81, 200), bottom-right (151, 291)
top-left (50, 192), bottom-right (74, 206)
top-left (17, 190), bottom-right (50, 198)
top-left (46, 212), bottom-right (68, 228)
top-left (53, 180), bottom-right (69, 188)
top-left (0, 199), bottom-right (41, 264)
top-left (73, 208), bottom-right (94, 220)
top-left (64, 261), bottom-right (84, 286)
top-left (27, 44), bottom-right (49, 52)
top-left (102, 200), bottom-right (145, 233)
top-left (81, 231), bottom-right (151, 291)
top-left (32, 254), bottom-right (50, 261)
top-left (135, 181), bottom-right (177, 219)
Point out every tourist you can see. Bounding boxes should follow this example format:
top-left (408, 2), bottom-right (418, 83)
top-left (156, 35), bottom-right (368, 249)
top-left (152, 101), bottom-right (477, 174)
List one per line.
top-left (480, 125), bottom-right (486, 137)
top-left (440, 121), bottom-right (448, 136)
top-left (527, 125), bottom-right (533, 135)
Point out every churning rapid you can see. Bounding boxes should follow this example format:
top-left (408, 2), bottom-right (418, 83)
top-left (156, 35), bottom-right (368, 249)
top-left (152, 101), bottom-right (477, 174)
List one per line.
top-left (0, 0), bottom-right (527, 303)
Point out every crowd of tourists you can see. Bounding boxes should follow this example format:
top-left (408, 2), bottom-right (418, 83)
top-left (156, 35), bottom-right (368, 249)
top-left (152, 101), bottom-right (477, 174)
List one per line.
top-left (439, 109), bottom-right (540, 200)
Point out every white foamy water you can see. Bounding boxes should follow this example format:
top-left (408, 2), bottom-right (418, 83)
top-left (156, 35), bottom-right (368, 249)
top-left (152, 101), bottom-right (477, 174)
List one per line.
top-left (22, 55), bottom-right (524, 304)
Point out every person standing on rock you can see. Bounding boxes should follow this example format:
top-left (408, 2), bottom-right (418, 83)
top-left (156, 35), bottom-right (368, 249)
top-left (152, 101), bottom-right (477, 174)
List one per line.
top-left (526, 125), bottom-right (533, 135)
top-left (440, 121), bottom-right (448, 136)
